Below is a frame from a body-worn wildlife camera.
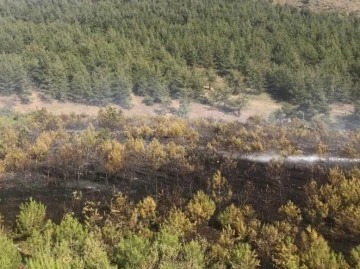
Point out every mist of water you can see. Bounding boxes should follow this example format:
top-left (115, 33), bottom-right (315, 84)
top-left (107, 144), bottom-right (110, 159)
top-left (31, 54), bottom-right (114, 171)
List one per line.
top-left (240, 153), bottom-right (360, 165)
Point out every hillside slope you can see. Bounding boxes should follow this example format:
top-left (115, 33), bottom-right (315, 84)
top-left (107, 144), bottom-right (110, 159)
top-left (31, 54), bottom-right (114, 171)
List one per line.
top-left (0, 0), bottom-right (359, 121)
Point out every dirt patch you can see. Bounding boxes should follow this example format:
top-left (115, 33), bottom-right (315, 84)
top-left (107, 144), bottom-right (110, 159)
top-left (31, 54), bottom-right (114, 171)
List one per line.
top-left (272, 0), bottom-right (360, 15)
top-left (330, 103), bottom-right (354, 120)
top-left (0, 92), bottom-right (282, 122)
top-left (0, 92), bottom-right (102, 116)
top-left (0, 92), bottom-right (351, 122)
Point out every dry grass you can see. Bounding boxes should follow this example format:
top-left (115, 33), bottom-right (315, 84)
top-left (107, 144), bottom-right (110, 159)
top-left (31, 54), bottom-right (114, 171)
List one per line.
top-left (330, 103), bottom-right (354, 120)
top-left (0, 91), bottom-right (352, 122)
top-left (0, 92), bottom-right (101, 116)
top-left (272, 0), bottom-right (360, 15)
top-left (0, 92), bottom-right (282, 122)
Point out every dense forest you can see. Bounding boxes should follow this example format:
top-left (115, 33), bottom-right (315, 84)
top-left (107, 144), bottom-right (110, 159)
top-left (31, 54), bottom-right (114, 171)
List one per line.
top-left (0, 0), bottom-right (360, 267)
top-left (0, 0), bottom-right (359, 119)
top-left (0, 108), bottom-right (360, 268)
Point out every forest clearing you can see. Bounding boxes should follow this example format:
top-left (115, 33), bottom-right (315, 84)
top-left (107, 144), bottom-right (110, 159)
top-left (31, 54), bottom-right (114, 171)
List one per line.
top-left (0, 91), bottom-right (354, 123)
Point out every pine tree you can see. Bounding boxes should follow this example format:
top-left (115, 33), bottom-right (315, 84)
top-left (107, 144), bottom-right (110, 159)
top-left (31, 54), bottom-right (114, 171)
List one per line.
top-left (0, 230), bottom-right (22, 269)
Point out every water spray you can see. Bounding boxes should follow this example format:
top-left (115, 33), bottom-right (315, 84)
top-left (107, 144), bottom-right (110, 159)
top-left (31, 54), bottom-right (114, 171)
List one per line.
top-left (240, 153), bottom-right (360, 166)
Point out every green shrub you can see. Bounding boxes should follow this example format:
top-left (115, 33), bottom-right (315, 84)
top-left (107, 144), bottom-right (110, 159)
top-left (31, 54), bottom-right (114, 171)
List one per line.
top-left (113, 233), bottom-right (156, 268)
top-left (182, 241), bottom-right (205, 269)
top-left (55, 213), bottom-right (88, 255)
top-left (142, 96), bottom-right (154, 106)
top-left (155, 229), bottom-right (180, 266)
top-left (27, 254), bottom-right (72, 269)
top-left (25, 218), bottom-right (87, 268)
top-left (163, 208), bottom-right (194, 236)
top-left (187, 191), bottom-right (216, 223)
top-left (218, 204), bottom-right (248, 238)
top-left (16, 198), bottom-right (47, 237)
top-left (230, 243), bottom-right (260, 269)
top-left (350, 245), bottom-right (360, 269)
top-left (0, 230), bottom-right (22, 269)
top-left (83, 233), bottom-right (115, 269)
top-left (97, 106), bottom-right (123, 129)
top-left (299, 227), bottom-right (348, 269)
top-left (278, 201), bottom-right (303, 225)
